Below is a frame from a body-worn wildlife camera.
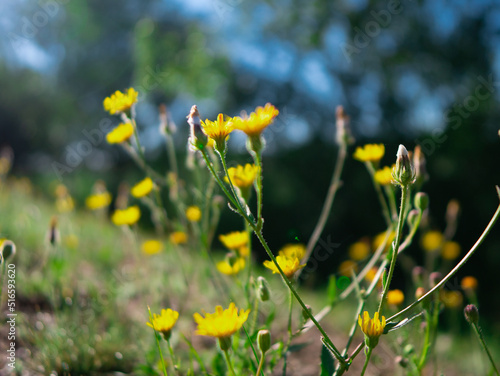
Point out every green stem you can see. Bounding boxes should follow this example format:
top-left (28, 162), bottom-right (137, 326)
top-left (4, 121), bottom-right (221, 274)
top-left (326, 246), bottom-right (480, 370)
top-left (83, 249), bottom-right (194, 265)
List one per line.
top-left (417, 311), bottom-right (432, 371)
top-left (300, 143), bottom-right (347, 278)
top-left (147, 307), bottom-right (169, 376)
top-left (365, 162), bottom-right (392, 227)
top-left (255, 353), bottom-right (266, 376)
top-left (282, 289), bottom-right (294, 375)
top-left (200, 146), bottom-right (345, 366)
top-left (388, 197), bottom-right (500, 323)
top-left (167, 340), bottom-right (180, 375)
top-left (360, 347), bottom-right (373, 376)
top-left (218, 150), bottom-right (250, 220)
top-left (254, 151), bottom-right (264, 229)
top-left (223, 349), bottom-right (236, 376)
top-left (377, 184), bottom-right (409, 315)
top-left (473, 323), bottom-right (500, 376)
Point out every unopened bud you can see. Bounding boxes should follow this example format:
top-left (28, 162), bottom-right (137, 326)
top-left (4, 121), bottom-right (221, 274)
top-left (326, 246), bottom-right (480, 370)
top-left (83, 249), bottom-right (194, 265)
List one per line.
top-left (187, 105), bottom-right (207, 150)
top-left (257, 329), bottom-right (271, 354)
top-left (392, 145), bottom-right (415, 187)
top-left (446, 199), bottom-right (460, 225)
top-left (302, 305), bottom-right (312, 321)
top-left (257, 276), bottom-right (270, 302)
top-left (407, 209), bottom-right (420, 227)
top-left (413, 145), bottom-right (428, 186)
top-left (414, 192), bottom-right (429, 211)
top-left (415, 287), bottom-right (426, 300)
top-left (335, 106), bottom-right (354, 146)
top-left (429, 272), bottom-right (443, 289)
top-left (464, 304), bottom-right (479, 324)
top-left (412, 266), bottom-right (426, 287)
top-left (1, 240), bottom-right (16, 261)
top-left (395, 355), bottom-right (408, 368)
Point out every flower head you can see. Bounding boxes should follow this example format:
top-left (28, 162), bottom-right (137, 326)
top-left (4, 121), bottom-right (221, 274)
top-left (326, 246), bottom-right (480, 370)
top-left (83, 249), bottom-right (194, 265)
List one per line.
top-left (387, 289), bottom-right (405, 306)
top-left (392, 144), bottom-right (416, 186)
top-left (193, 302), bottom-right (250, 339)
top-left (353, 144), bottom-right (385, 163)
top-left (106, 123), bottom-right (134, 144)
top-left (279, 244), bottom-right (306, 260)
top-left (201, 113), bottom-right (234, 150)
top-left (348, 240), bottom-right (370, 261)
top-left (421, 231), bottom-right (443, 252)
top-left (85, 192), bottom-right (112, 210)
top-left (338, 260), bottom-right (358, 277)
top-left (103, 88), bottom-right (138, 115)
top-left (358, 311), bottom-right (386, 348)
top-left (186, 206), bottom-right (202, 222)
top-left (461, 276), bottom-right (478, 291)
top-left (147, 308), bottom-right (179, 340)
top-left (263, 254), bottom-right (305, 278)
top-left (131, 177), bottom-right (154, 198)
top-left (224, 164), bottom-right (259, 189)
top-left (374, 165), bottom-right (395, 185)
top-left (219, 231), bottom-right (249, 250)
top-left (441, 241), bottom-right (461, 260)
top-left (170, 231), bottom-right (187, 245)
top-left (111, 206), bottom-right (141, 226)
top-left (187, 105), bottom-right (208, 150)
top-left (142, 240), bottom-right (163, 255)
top-left (233, 103), bottom-right (279, 137)
top-left (216, 258), bottom-right (246, 275)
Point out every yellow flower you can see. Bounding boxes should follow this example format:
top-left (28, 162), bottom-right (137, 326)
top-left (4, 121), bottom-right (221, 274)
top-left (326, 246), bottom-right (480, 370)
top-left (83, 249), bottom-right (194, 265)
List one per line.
top-left (348, 241), bottom-right (370, 261)
top-left (279, 244), bottom-right (306, 260)
top-left (106, 123), bottom-right (135, 144)
top-left (238, 246), bottom-right (250, 257)
top-left (111, 206), bottom-right (141, 226)
top-left (461, 276), bottom-right (478, 291)
top-left (147, 308), bottom-right (179, 340)
top-left (387, 289), bottom-right (405, 306)
top-left (217, 258), bottom-right (246, 275)
top-left (372, 231), bottom-right (395, 253)
top-left (219, 231), bottom-right (249, 250)
top-left (170, 231), bottom-right (187, 245)
top-left (441, 241), bottom-right (460, 260)
top-left (201, 113), bottom-right (233, 147)
top-left (85, 192), bottom-right (112, 210)
top-left (374, 165), bottom-right (395, 185)
top-left (358, 311), bottom-right (386, 348)
top-left (193, 302), bottom-right (250, 339)
top-left (263, 255), bottom-right (305, 278)
top-left (441, 290), bottom-right (463, 309)
top-left (233, 103), bottom-right (279, 137)
top-left (224, 164), bottom-right (259, 189)
top-left (56, 196), bottom-right (75, 213)
top-left (142, 240), bottom-right (163, 255)
top-left (421, 231), bottom-right (443, 252)
top-left (353, 144), bottom-right (385, 163)
top-left (103, 88), bottom-right (139, 115)
top-left (131, 177), bottom-right (154, 198)
top-left (338, 260), bottom-right (358, 277)
top-left (186, 206), bottom-right (202, 222)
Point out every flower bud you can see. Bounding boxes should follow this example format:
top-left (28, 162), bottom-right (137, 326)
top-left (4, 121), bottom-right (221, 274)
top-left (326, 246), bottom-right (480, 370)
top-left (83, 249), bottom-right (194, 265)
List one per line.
top-left (464, 304), bottom-right (479, 324)
top-left (257, 329), bottom-right (271, 354)
top-left (392, 145), bottom-right (416, 187)
top-left (302, 305), bottom-right (313, 322)
top-left (395, 355), bottom-right (408, 368)
top-left (412, 266), bottom-right (426, 287)
top-left (407, 209), bottom-right (420, 227)
top-left (429, 272), bottom-right (443, 289)
top-left (414, 192), bottom-right (429, 211)
top-left (415, 287), bottom-right (426, 300)
top-left (0, 240), bottom-right (16, 261)
top-left (187, 105), bottom-right (207, 150)
top-left (257, 276), bottom-right (270, 302)
top-left (413, 145), bottom-right (428, 187)
top-left (335, 106), bottom-right (354, 146)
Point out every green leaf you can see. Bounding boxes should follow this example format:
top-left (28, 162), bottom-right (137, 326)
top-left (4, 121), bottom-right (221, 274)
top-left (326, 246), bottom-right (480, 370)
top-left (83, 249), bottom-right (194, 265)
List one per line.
top-left (320, 343), bottom-right (336, 376)
top-left (327, 275), bottom-right (337, 304)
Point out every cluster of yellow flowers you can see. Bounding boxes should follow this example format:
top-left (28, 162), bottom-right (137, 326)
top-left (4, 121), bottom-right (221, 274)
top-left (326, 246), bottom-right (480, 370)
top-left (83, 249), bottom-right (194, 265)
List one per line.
top-left (148, 303), bottom-right (250, 345)
top-left (263, 243), bottom-right (306, 279)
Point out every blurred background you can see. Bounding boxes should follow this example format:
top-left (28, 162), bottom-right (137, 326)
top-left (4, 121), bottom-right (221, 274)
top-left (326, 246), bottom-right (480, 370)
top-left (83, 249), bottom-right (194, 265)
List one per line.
top-left (1, 0), bottom-right (500, 323)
